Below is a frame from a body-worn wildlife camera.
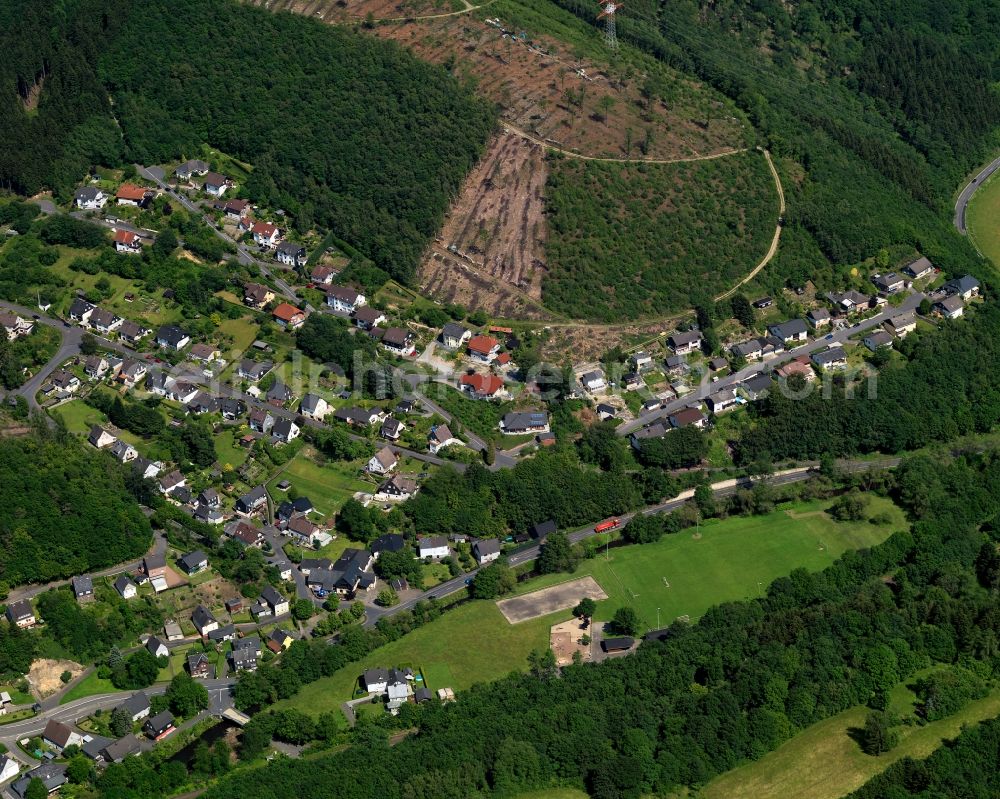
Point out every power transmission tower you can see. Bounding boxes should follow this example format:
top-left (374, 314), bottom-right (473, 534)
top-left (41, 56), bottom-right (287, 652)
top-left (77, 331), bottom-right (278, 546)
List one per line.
top-left (598, 1), bottom-right (621, 49)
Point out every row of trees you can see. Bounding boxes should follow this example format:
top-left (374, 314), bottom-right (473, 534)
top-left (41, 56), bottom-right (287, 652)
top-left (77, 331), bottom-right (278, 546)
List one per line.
top-left (847, 714), bottom-right (1000, 798)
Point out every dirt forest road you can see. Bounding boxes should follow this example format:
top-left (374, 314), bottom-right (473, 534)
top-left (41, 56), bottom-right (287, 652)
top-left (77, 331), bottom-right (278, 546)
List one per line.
top-left (714, 148), bottom-right (786, 302)
top-left (502, 123), bottom-right (749, 165)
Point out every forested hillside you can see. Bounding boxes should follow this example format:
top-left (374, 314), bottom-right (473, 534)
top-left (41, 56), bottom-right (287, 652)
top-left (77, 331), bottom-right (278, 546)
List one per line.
top-left (547, 0), bottom-right (997, 289)
top-left (734, 302), bottom-right (1000, 464)
top-left (0, 429), bottom-right (152, 586)
top-left (544, 151), bottom-right (776, 319)
top-left (0, 0), bottom-right (494, 283)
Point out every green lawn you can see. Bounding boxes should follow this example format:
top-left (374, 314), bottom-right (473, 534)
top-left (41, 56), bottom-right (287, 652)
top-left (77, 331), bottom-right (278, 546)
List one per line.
top-left (54, 399), bottom-right (107, 436)
top-left (55, 398), bottom-right (150, 454)
top-left (520, 496), bottom-right (905, 629)
top-left (967, 164), bottom-right (1000, 269)
top-left (513, 791), bottom-right (588, 799)
top-left (215, 428), bottom-right (250, 471)
top-left (59, 672), bottom-right (117, 705)
top-left (48, 249), bottom-right (183, 327)
top-left (420, 383), bottom-right (512, 443)
top-left (266, 448), bottom-right (373, 517)
top-left (273, 602), bottom-right (557, 721)
top-left (0, 684), bottom-right (34, 706)
top-left (215, 317), bottom-right (260, 357)
top-left (701, 678), bottom-right (1000, 799)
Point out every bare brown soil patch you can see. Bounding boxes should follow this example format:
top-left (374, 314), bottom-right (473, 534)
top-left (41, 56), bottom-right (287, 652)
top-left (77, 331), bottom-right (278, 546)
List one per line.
top-left (29, 659), bottom-right (84, 698)
top-left (419, 133), bottom-right (552, 317)
top-left (550, 618), bottom-right (592, 666)
top-left (538, 319), bottom-right (674, 361)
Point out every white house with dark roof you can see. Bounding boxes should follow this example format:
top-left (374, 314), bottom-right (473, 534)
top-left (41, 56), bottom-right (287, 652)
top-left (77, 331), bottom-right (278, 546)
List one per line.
top-left (381, 327), bottom-right (416, 357)
top-left (5, 600), bottom-right (34, 629)
top-left (885, 311), bottom-right (917, 338)
top-left (68, 297), bottom-right (96, 324)
top-left (935, 295), bottom-right (965, 319)
top-left (275, 241), bottom-right (307, 267)
top-left (943, 274), bottom-right (980, 300)
top-left (418, 536), bottom-right (450, 560)
top-left (374, 475), bottom-right (418, 502)
top-left (271, 418), bottom-right (300, 444)
top-left (192, 605), bottom-right (218, 637)
top-left (473, 538), bottom-right (501, 565)
top-left (43, 719), bottom-right (82, 752)
top-left (367, 446), bottom-right (398, 475)
top-left (668, 330), bottom-right (703, 355)
top-left (325, 285), bottom-right (366, 314)
top-left (203, 172), bottom-right (231, 197)
top-left (260, 585), bottom-right (289, 616)
top-left (903, 256), bottom-right (934, 280)
top-left (145, 636), bottom-right (169, 659)
top-left (115, 574), bottom-right (137, 599)
top-left (0, 313), bottom-right (32, 341)
top-left (440, 322), bottom-right (471, 349)
top-left (428, 424), bottom-right (460, 454)
top-left (74, 187), bottom-right (107, 210)
top-left (156, 324), bottom-right (190, 351)
top-left (380, 416), bottom-right (404, 441)
top-left (175, 159), bottom-right (210, 180)
top-left (353, 306), bottom-right (386, 331)
top-left (767, 319), bottom-right (809, 345)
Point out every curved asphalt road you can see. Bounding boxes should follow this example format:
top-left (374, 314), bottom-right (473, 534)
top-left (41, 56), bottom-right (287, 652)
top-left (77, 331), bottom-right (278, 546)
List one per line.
top-left (954, 155), bottom-right (1000, 235)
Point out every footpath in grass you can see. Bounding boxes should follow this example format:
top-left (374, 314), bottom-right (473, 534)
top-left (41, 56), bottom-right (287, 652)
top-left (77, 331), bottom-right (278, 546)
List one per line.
top-left (519, 496), bottom-right (905, 629)
top-left (273, 602), bottom-right (555, 721)
top-left (701, 681), bottom-right (1000, 799)
top-left (966, 165), bottom-right (1000, 267)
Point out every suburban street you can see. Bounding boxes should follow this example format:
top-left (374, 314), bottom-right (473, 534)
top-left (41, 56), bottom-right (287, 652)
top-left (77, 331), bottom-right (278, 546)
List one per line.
top-left (617, 291), bottom-right (925, 437)
top-left (953, 154), bottom-right (1000, 234)
top-left (0, 677), bottom-right (235, 772)
top-left (135, 165), bottom-right (299, 301)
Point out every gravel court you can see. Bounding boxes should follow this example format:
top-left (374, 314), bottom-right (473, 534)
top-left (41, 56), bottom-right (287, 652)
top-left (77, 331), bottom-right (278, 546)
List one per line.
top-left (496, 576), bottom-right (608, 624)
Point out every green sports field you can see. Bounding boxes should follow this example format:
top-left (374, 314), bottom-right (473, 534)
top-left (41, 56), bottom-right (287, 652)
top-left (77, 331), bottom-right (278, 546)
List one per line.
top-left (524, 496), bottom-right (905, 629)
top-left (274, 497), bottom-right (903, 723)
top-left (966, 166), bottom-right (1000, 268)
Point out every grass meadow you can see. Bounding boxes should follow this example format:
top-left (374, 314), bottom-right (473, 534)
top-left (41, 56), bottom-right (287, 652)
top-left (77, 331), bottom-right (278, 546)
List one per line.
top-left (274, 497), bottom-right (904, 724)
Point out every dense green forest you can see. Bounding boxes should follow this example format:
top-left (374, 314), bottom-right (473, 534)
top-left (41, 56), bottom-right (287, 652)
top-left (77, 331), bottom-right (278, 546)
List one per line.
top-left (846, 714), bottom-right (1000, 798)
top-left (0, 429), bottom-right (152, 586)
top-left (403, 450), bottom-right (642, 537)
top-left (0, 0), bottom-right (494, 284)
top-left (152, 450), bottom-right (1000, 799)
top-left (734, 302), bottom-right (1000, 463)
top-left (543, 151), bottom-right (777, 319)
top-left (545, 0), bottom-right (995, 298)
